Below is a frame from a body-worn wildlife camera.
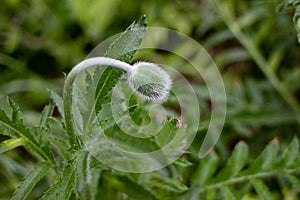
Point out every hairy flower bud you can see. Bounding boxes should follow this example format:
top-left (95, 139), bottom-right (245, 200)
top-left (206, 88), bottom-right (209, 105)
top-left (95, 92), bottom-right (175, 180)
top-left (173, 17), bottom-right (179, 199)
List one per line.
top-left (127, 62), bottom-right (172, 102)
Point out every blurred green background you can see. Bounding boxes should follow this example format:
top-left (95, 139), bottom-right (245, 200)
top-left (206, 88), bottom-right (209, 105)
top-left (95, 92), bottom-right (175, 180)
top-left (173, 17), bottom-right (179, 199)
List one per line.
top-left (1, 0), bottom-right (300, 198)
top-left (1, 0), bottom-right (299, 133)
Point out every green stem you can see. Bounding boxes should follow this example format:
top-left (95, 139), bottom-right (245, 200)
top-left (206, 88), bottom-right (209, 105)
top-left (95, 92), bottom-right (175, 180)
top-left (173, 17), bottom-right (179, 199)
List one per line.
top-left (215, 0), bottom-right (300, 125)
top-left (197, 168), bottom-right (300, 193)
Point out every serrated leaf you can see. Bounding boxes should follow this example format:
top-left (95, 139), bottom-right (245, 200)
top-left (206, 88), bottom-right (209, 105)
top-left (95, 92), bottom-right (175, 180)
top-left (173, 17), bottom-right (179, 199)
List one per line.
top-left (12, 162), bottom-right (52, 200)
top-left (215, 141), bottom-right (249, 182)
top-left (251, 178), bottom-right (274, 200)
top-left (0, 97), bottom-right (54, 163)
top-left (40, 165), bottom-right (76, 200)
top-left (0, 138), bottom-right (24, 154)
top-left (94, 16), bottom-right (146, 114)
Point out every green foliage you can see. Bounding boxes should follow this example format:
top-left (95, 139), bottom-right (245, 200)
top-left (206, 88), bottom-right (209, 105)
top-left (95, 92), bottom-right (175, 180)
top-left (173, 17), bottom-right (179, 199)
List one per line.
top-left (0, 1), bottom-right (300, 199)
top-left (0, 97), bottom-right (54, 164)
top-left (94, 16), bottom-right (146, 114)
top-left (185, 137), bottom-right (300, 199)
top-left (40, 164), bottom-right (76, 200)
top-left (12, 162), bottom-right (52, 200)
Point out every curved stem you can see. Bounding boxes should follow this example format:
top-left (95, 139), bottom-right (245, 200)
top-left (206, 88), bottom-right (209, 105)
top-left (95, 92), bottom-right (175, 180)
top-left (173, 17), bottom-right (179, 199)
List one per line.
top-left (63, 57), bottom-right (133, 149)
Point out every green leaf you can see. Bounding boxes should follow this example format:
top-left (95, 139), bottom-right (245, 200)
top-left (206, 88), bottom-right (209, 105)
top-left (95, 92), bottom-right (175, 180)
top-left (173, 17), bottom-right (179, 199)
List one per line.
top-left (174, 158), bottom-right (193, 168)
top-left (189, 137), bottom-right (300, 196)
top-left (39, 103), bottom-right (54, 128)
top-left (191, 151), bottom-right (218, 186)
top-left (246, 139), bottom-right (280, 174)
top-left (40, 165), bottom-right (76, 200)
top-left (104, 126), bottom-right (160, 153)
top-left (154, 119), bottom-right (177, 148)
top-left (110, 174), bottom-right (157, 200)
top-left (215, 141), bottom-right (249, 182)
top-left (140, 173), bottom-right (188, 199)
top-left (221, 186), bottom-right (239, 200)
top-left (48, 89), bottom-right (65, 121)
top-left (206, 189), bottom-right (216, 200)
top-left (94, 16), bottom-right (147, 114)
top-left (288, 174), bottom-right (300, 192)
top-left (0, 97), bottom-right (54, 163)
top-left (251, 178), bottom-right (274, 200)
top-left (75, 151), bottom-right (89, 198)
top-left (97, 103), bottom-right (136, 131)
top-left (12, 162), bottom-right (52, 200)
top-left (277, 137), bottom-right (299, 167)
top-left (0, 138), bottom-right (25, 154)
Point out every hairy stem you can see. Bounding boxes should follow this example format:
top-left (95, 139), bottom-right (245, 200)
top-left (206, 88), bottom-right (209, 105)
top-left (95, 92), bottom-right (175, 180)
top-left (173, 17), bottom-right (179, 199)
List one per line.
top-left (63, 57), bottom-right (132, 149)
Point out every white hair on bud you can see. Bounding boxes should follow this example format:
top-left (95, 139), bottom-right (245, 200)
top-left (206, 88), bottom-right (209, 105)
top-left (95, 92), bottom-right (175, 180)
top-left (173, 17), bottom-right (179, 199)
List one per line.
top-left (127, 62), bottom-right (172, 102)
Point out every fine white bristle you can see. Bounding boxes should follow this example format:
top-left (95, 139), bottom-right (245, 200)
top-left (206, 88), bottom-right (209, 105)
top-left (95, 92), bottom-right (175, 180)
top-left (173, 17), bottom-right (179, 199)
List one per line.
top-left (127, 62), bottom-right (172, 103)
